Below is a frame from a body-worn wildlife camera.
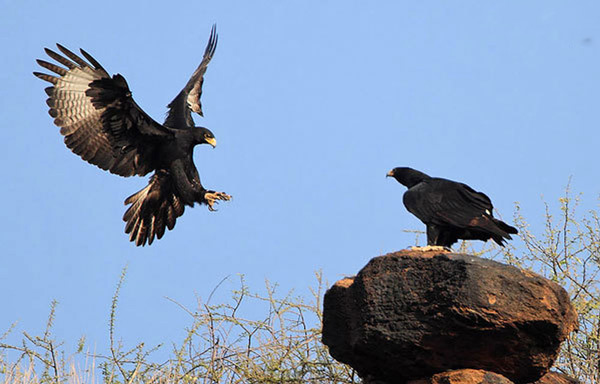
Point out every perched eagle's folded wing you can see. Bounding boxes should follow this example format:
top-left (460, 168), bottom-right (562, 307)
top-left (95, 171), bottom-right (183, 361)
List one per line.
top-left (433, 183), bottom-right (493, 228)
top-left (404, 181), bottom-right (490, 229)
top-left (164, 24), bottom-right (217, 128)
top-left (457, 183), bottom-right (494, 213)
top-left (34, 44), bottom-right (173, 177)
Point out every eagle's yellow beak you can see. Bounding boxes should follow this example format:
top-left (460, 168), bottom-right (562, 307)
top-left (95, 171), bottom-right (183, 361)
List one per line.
top-left (206, 137), bottom-right (217, 148)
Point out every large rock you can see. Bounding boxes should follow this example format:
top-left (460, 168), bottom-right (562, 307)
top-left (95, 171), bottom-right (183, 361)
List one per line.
top-left (406, 369), bottom-right (514, 384)
top-left (322, 250), bottom-right (577, 383)
top-left (403, 370), bottom-right (580, 384)
top-left (533, 372), bottom-right (580, 384)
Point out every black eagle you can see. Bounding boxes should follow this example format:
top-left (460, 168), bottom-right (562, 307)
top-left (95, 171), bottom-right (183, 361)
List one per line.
top-left (34, 25), bottom-right (231, 246)
top-left (387, 167), bottom-right (517, 248)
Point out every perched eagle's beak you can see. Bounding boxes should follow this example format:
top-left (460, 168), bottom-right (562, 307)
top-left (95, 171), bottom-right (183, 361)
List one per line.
top-left (206, 137), bottom-right (217, 148)
top-left (386, 170), bottom-right (394, 178)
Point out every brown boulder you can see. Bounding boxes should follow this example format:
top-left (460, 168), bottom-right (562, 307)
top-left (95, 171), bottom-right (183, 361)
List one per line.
top-left (406, 369), bottom-right (514, 384)
top-left (322, 250), bottom-right (577, 383)
top-left (393, 370), bottom-right (579, 384)
top-left (532, 372), bottom-right (580, 384)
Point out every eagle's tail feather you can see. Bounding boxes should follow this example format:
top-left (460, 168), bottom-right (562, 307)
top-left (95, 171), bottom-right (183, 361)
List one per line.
top-left (123, 171), bottom-right (185, 246)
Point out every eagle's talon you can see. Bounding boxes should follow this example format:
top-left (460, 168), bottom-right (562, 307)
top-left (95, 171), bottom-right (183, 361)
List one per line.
top-left (205, 191), bottom-right (231, 211)
top-left (410, 245), bottom-right (451, 252)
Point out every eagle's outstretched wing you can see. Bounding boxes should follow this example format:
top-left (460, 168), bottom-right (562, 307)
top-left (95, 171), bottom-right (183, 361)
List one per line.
top-left (164, 25), bottom-right (217, 128)
top-left (34, 44), bottom-right (173, 177)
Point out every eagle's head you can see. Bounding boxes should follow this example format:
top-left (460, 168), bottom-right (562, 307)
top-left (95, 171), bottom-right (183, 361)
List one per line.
top-left (194, 127), bottom-right (216, 148)
top-left (387, 167), bottom-right (431, 188)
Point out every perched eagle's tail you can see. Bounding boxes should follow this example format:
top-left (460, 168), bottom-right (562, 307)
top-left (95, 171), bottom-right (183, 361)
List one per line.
top-left (123, 171), bottom-right (185, 246)
top-left (467, 215), bottom-right (518, 247)
top-left (494, 219), bottom-right (518, 236)
top-left (488, 217), bottom-right (518, 246)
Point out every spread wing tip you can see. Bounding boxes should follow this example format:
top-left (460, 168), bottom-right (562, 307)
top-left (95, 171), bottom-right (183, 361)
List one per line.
top-left (36, 59), bottom-right (68, 76)
top-left (33, 71), bottom-right (58, 84)
top-left (79, 48), bottom-right (105, 71)
top-left (55, 43), bottom-right (93, 69)
top-left (205, 24), bottom-right (218, 58)
top-left (163, 24), bottom-right (218, 127)
top-left (42, 44), bottom-right (105, 74)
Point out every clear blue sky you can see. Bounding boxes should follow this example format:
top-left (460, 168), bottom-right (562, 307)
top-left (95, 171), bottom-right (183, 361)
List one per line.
top-left (1, 0), bottom-right (599, 363)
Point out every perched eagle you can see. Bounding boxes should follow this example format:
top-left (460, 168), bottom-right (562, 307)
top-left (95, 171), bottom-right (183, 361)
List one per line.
top-left (34, 25), bottom-right (231, 246)
top-left (387, 167), bottom-right (517, 248)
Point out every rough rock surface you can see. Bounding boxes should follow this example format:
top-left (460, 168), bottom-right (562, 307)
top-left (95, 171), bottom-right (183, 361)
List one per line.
top-left (400, 370), bottom-right (579, 384)
top-left (532, 372), bottom-right (580, 384)
top-left (406, 369), bottom-right (513, 384)
top-left (322, 249), bottom-right (577, 383)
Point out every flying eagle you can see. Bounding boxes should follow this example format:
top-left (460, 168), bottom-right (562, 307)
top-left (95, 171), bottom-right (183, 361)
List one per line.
top-left (387, 167), bottom-right (517, 249)
top-left (34, 25), bottom-right (231, 246)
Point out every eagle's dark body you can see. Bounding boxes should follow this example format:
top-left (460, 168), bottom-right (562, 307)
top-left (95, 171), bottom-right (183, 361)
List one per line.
top-left (387, 167), bottom-right (517, 247)
top-left (34, 25), bottom-right (230, 246)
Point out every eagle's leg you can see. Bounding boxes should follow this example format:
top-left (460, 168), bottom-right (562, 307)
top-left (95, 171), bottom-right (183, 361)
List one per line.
top-left (426, 225), bottom-right (441, 246)
top-left (170, 160), bottom-right (231, 211)
top-left (409, 226), bottom-right (451, 252)
top-left (203, 190), bottom-right (232, 211)
top-left (170, 160), bottom-right (199, 205)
